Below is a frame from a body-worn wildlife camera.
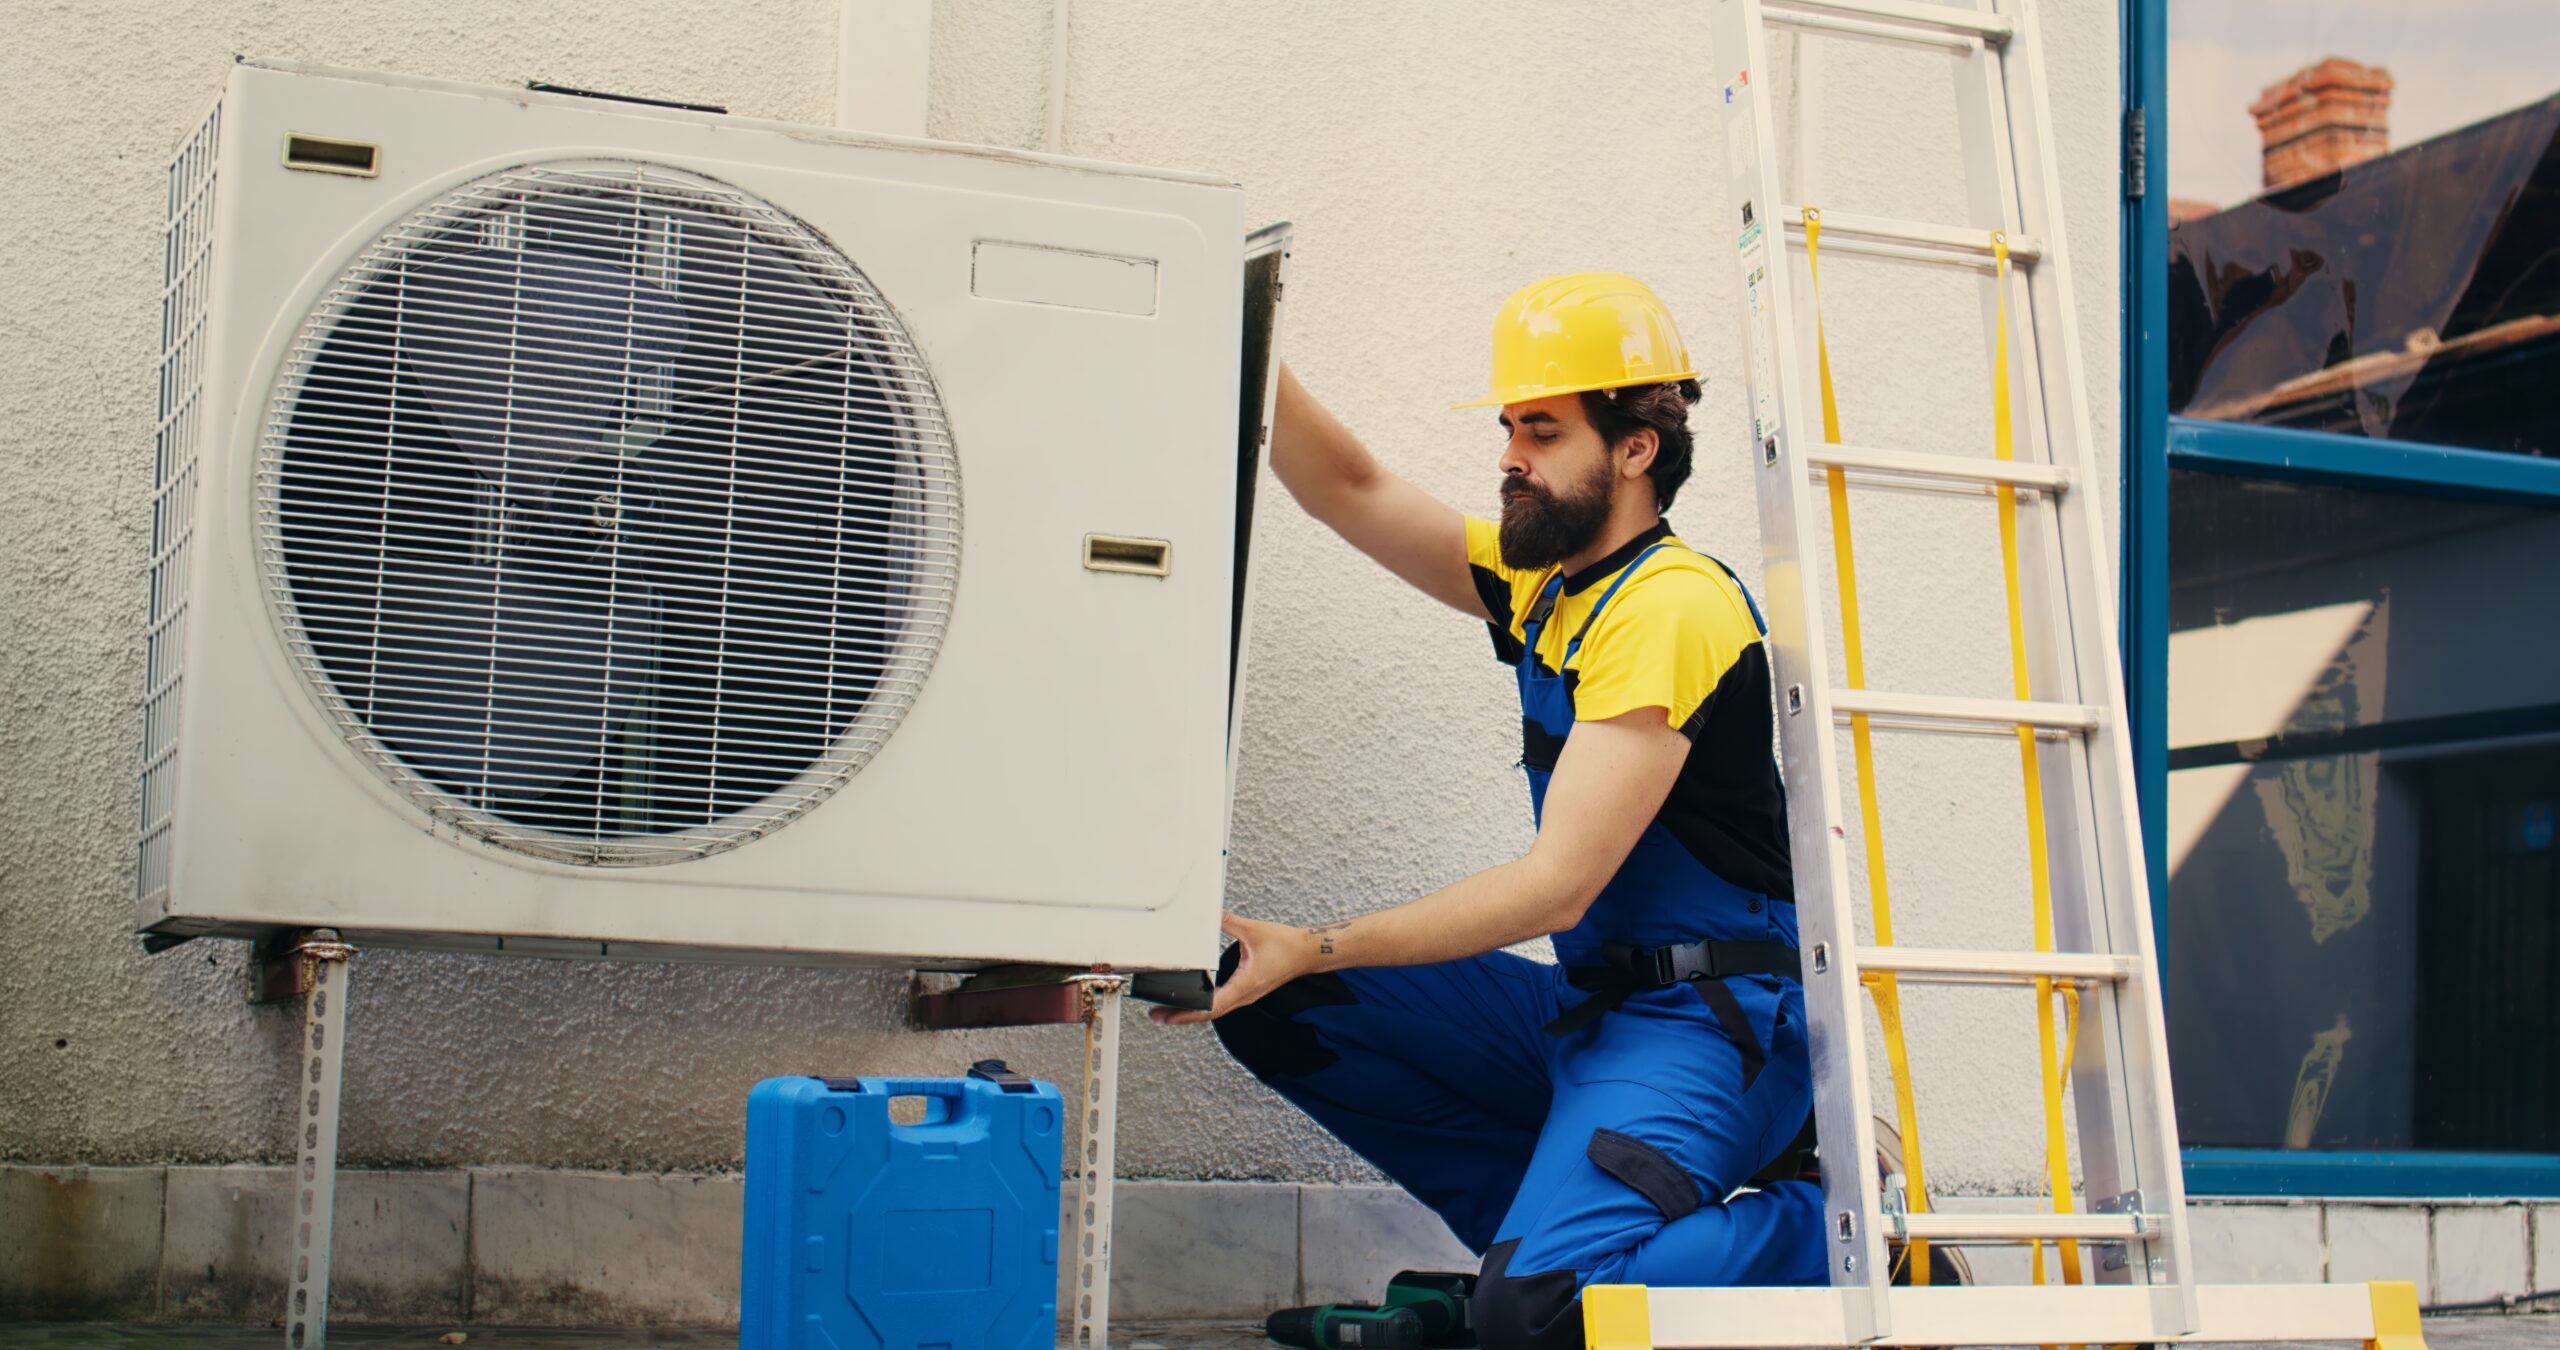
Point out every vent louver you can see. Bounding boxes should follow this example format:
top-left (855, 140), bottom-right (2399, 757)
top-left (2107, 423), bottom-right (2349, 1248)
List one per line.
top-left (256, 162), bottom-right (960, 866)
top-left (138, 103), bottom-right (223, 910)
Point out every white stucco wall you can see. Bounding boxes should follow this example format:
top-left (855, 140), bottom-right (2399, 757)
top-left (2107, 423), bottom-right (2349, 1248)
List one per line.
top-left (0, 1), bottom-right (2118, 1194)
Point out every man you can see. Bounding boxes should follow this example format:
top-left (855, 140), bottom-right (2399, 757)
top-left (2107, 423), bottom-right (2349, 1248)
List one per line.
top-left (1152, 272), bottom-right (1831, 1349)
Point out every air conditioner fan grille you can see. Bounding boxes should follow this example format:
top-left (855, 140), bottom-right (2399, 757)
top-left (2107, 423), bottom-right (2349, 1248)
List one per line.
top-left (257, 161), bottom-right (959, 866)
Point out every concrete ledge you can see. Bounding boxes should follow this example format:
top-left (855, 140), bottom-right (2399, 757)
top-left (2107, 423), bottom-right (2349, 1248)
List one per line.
top-left (1298, 1183), bottom-right (1475, 1305)
top-left (0, 1166), bottom-right (163, 1320)
top-left (1085, 1182), bottom-right (1300, 1321)
top-left (162, 1166), bottom-right (468, 1322)
top-left (2435, 1204), bottom-right (2531, 1305)
top-left (1, 1165), bottom-right (2551, 1326)
top-left (2329, 1203), bottom-right (2432, 1290)
top-left (2186, 1200), bottom-right (2325, 1284)
top-left (469, 1169), bottom-right (740, 1327)
top-left (2535, 1206), bottom-right (2557, 1297)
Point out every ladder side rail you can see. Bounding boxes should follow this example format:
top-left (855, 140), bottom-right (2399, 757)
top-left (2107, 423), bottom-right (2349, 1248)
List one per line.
top-left (1996, 0), bottom-right (2199, 1332)
top-left (2014, 484), bottom-right (2150, 1280)
top-left (1996, 238), bottom-right (2153, 1293)
top-left (1999, 256), bottom-right (2160, 1295)
top-left (1711, 0), bottom-right (1894, 1337)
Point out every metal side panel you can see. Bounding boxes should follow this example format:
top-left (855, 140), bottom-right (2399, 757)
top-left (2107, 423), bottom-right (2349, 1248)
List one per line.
top-left (1228, 223), bottom-right (1292, 762)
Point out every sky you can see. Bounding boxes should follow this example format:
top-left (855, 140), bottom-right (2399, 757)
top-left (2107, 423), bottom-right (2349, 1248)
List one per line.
top-left (2168, 0), bottom-right (2560, 208)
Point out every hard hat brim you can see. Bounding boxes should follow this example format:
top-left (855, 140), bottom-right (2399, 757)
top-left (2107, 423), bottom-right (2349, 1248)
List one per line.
top-left (1451, 368), bottom-right (1703, 411)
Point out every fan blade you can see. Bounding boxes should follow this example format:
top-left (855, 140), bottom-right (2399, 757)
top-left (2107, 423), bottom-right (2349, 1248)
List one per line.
top-left (367, 552), bottom-right (657, 802)
top-left (404, 247), bottom-right (689, 484)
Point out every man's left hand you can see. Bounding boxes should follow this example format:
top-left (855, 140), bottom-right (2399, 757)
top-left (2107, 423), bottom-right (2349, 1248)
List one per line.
top-left (1148, 911), bottom-right (1319, 1026)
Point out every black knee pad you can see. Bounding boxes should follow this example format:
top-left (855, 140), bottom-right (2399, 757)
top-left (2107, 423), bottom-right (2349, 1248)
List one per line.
top-left (1473, 1238), bottom-right (1584, 1350)
top-left (1209, 943), bottom-right (1358, 1080)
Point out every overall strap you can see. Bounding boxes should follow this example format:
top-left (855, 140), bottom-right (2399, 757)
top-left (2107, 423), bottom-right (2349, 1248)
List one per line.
top-left (1689, 549), bottom-right (1769, 637)
top-left (1521, 572), bottom-right (1564, 632)
top-left (1517, 572), bottom-right (1567, 669)
top-left (1505, 571), bottom-right (1566, 660)
top-left (1561, 541), bottom-right (1676, 664)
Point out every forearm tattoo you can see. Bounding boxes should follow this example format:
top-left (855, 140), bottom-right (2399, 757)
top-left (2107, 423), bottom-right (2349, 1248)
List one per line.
top-left (1307, 918), bottom-right (1354, 958)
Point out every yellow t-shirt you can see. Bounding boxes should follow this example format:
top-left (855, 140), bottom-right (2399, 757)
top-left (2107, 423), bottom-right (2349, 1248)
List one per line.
top-left (1463, 517), bottom-right (1763, 732)
top-left (1463, 516), bottom-right (1794, 900)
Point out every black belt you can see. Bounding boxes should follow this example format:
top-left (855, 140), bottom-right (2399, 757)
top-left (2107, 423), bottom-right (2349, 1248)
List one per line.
top-left (1544, 939), bottom-right (1802, 1040)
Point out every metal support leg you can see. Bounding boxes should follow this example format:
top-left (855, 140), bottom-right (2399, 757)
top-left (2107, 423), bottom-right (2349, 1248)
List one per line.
top-left (1071, 975), bottom-right (1128, 1350)
top-left (285, 931), bottom-right (353, 1350)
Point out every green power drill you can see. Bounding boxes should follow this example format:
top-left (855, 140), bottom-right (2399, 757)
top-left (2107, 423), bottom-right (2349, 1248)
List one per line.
top-left (1264, 1270), bottom-right (1477, 1350)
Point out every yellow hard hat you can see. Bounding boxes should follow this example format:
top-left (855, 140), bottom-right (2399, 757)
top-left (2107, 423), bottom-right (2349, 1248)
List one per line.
top-left (1453, 271), bottom-right (1699, 410)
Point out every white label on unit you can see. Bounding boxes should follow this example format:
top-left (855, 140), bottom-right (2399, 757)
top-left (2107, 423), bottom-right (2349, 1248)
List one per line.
top-left (973, 240), bottom-right (1160, 316)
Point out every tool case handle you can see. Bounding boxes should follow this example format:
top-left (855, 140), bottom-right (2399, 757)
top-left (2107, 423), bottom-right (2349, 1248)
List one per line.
top-left (816, 1077), bottom-right (971, 1127)
top-left (813, 1059), bottom-right (1038, 1099)
top-left (809, 1075), bottom-right (1046, 1130)
top-left (813, 1076), bottom-right (969, 1099)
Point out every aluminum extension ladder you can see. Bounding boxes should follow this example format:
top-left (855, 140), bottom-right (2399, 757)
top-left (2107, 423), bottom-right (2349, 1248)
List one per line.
top-left (1584, 2), bottom-right (2425, 1347)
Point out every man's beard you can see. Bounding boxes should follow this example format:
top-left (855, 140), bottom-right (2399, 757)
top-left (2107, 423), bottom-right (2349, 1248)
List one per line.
top-left (1498, 455), bottom-right (1616, 569)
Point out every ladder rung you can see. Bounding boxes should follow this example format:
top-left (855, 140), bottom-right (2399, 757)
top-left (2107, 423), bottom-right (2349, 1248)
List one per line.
top-left (1856, 947), bottom-right (2135, 985)
top-left (1764, 0), bottom-right (2013, 45)
top-left (1782, 207), bottom-right (2043, 266)
top-left (1806, 444), bottom-right (2069, 493)
top-left (1891, 1212), bottom-right (2152, 1243)
top-left (1831, 690), bottom-right (2101, 731)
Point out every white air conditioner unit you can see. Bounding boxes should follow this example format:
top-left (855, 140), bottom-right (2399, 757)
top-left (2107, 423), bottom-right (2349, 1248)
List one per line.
top-left (137, 59), bottom-right (1285, 973)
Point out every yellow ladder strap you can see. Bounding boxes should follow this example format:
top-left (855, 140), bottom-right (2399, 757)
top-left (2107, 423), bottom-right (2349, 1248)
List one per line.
top-left (1988, 232), bottom-right (2086, 1322)
top-left (2032, 984), bottom-right (2085, 1324)
top-left (1805, 207), bottom-right (1935, 1282)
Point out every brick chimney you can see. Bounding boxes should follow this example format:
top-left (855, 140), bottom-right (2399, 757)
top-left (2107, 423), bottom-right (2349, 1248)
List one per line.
top-left (2250, 58), bottom-right (2393, 192)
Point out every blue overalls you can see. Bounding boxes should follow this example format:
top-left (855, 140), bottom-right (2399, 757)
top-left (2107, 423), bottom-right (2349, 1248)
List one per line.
top-left (1214, 541), bottom-right (1829, 1350)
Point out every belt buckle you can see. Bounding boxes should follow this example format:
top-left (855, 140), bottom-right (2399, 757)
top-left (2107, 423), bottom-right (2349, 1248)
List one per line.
top-left (1643, 946), bottom-right (1681, 986)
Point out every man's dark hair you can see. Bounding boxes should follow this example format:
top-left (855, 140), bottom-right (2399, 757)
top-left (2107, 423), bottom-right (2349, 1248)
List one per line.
top-left (1580, 378), bottom-right (1704, 510)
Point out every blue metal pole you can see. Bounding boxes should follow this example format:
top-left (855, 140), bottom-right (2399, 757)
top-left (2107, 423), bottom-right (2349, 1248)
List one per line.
top-left (2119, 0), bottom-right (2170, 983)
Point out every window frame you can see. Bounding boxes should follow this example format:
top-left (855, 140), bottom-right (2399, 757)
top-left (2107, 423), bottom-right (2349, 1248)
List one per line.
top-left (2121, 0), bottom-right (2560, 1198)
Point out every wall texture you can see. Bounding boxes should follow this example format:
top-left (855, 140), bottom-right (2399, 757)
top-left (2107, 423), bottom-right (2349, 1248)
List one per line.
top-left (0, 0), bottom-right (2119, 1196)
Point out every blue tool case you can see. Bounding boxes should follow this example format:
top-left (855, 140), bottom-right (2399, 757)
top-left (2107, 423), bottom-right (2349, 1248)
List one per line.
top-left (743, 1067), bottom-right (1064, 1350)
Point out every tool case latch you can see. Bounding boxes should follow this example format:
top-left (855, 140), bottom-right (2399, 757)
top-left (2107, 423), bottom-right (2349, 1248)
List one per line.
top-left (967, 1059), bottom-right (1038, 1093)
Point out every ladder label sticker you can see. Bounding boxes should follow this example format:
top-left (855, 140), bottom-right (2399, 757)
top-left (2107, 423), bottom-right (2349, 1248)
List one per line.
top-left (1736, 211), bottom-right (1783, 442)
